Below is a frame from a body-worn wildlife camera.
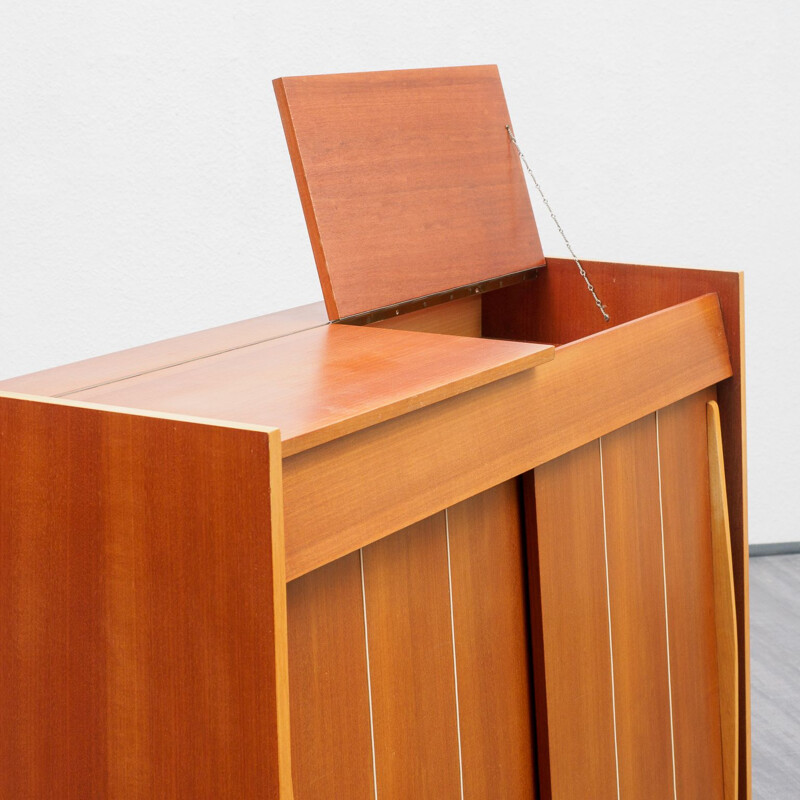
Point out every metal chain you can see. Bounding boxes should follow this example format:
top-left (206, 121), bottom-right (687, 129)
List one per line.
top-left (506, 125), bottom-right (609, 323)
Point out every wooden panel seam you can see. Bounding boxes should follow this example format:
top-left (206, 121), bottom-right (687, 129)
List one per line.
top-left (528, 444), bottom-right (618, 799)
top-left (0, 302), bottom-right (329, 398)
top-left (447, 482), bottom-right (536, 798)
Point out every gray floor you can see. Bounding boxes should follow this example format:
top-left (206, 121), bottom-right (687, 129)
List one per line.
top-left (750, 553), bottom-right (800, 798)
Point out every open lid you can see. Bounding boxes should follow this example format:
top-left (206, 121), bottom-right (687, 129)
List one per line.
top-left (274, 65), bottom-right (545, 321)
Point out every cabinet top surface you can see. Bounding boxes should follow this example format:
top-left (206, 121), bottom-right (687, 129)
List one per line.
top-left (65, 323), bottom-right (553, 456)
top-left (275, 65), bottom-right (545, 321)
top-left (0, 302), bottom-right (330, 398)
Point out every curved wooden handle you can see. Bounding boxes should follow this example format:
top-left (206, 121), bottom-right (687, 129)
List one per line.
top-left (707, 400), bottom-right (739, 800)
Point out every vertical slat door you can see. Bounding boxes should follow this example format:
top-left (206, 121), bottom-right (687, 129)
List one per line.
top-left (524, 441), bottom-right (619, 799)
top-left (287, 553), bottom-right (376, 798)
top-left (601, 415), bottom-right (676, 798)
top-left (286, 479), bottom-right (535, 799)
top-left (448, 482), bottom-right (536, 799)
top-left (362, 512), bottom-right (463, 798)
top-left (659, 390), bottom-right (726, 797)
top-left (530, 389), bottom-right (728, 799)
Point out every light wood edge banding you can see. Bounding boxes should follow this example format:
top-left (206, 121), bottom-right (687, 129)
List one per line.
top-left (0, 390), bottom-right (279, 436)
top-left (268, 431), bottom-right (294, 799)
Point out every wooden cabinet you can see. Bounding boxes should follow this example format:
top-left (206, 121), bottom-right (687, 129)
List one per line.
top-left (0, 65), bottom-right (748, 799)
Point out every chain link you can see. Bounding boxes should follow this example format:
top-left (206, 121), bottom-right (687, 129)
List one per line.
top-left (506, 125), bottom-right (609, 323)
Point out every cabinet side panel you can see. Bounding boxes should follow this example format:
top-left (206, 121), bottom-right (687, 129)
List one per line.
top-left (286, 553), bottom-right (375, 799)
top-left (529, 440), bottom-right (618, 799)
top-left (658, 388), bottom-right (725, 798)
top-left (447, 480), bottom-right (536, 799)
top-left (0, 395), bottom-right (289, 799)
top-left (602, 415), bottom-right (675, 799)
top-left (362, 514), bottom-right (462, 798)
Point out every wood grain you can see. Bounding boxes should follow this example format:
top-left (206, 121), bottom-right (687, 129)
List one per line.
top-left (484, 257), bottom-right (750, 797)
top-left (274, 66), bottom-right (544, 320)
top-left (708, 400), bottom-right (740, 800)
top-left (69, 323), bottom-right (553, 457)
top-left (658, 389), bottom-right (725, 798)
top-left (528, 441), bottom-right (618, 799)
top-left (286, 554), bottom-right (374, 799)
top-left (284, 294), bottom-right (732, 578)
top-left (602, 414), bottom-right (675, 799)
top-left (446, 481), bottom-right (536, 799)
top-left (0, 393), bottom-right (291, 799)
top-left (368, 294), bottom-right (482, 337)
top-left (361, 514), bottom-right (462, 798)
top-left (0, 301), bottom-right (328, 398)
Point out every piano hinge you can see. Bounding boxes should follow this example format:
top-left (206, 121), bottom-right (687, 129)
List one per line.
top-left (334, 264), bottom-right (545, 327)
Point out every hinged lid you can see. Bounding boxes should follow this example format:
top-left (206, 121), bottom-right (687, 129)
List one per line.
top-left (274, 65), bottom-right (544, 321)
top-left (67, 324), bottom-right (554, 457)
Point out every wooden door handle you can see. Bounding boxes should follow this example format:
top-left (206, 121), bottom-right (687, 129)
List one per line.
top-left (707, 400), bottom-right (739, 800)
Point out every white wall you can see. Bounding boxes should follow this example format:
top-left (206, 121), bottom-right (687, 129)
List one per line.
top-left (1, 1), bottom-right (797, 544)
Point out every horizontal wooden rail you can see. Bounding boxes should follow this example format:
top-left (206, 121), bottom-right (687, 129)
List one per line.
top-left (284, 293), bottom-right (732, 579)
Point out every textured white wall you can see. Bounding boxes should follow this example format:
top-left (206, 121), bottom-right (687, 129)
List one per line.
top-left (1, 1), bottom-right (797, 543)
